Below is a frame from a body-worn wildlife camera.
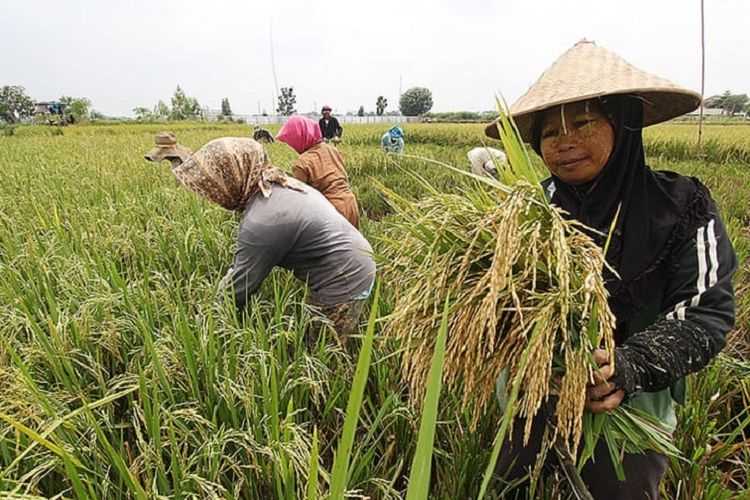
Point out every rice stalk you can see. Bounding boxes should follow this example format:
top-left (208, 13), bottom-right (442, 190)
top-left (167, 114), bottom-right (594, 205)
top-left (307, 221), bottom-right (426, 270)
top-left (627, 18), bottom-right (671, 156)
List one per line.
top-left (380, 178), bottom-right (614, 451)
top-left (405, 296), bottom-right (450, 500)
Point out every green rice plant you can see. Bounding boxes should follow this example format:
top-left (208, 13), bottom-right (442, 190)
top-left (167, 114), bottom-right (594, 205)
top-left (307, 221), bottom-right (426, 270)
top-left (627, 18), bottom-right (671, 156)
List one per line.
top-left (0, 120), bottom-right (747, 498)
top-left (307, 428), bottom-right (320, 500)
top-left (329, 282), bottom-right (381, 499)
top-left (663, 355), bottom-right (750, 499)
top-left (405, 297), bottom-right (450, 500)
top-left (0, 123), bottom-right (16, 137)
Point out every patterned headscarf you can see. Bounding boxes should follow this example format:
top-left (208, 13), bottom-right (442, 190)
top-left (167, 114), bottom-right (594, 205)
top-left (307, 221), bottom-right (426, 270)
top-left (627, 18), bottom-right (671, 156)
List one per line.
top-left (172, 137), bottom-right (302, 211)
top-left (276, 116), bottom-right (323, 154)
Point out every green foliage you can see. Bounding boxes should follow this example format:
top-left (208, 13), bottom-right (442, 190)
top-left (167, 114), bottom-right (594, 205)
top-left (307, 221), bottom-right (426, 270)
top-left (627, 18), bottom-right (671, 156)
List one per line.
top-left (221, 97), bottom-right (233, 117)
top-left (425, 111), bottom-right (499, 122)
top-left (0, 85), bottom-right (34, 124)
top-left (170, 85), bottom-right (202, 120)
top-left (329, 284), bottom-right (380, 499)
top-left (154, 100), bottom-right (170, 120)
top-left (663, 356), bottom-right (750, 499)
top-left (0, 123), bottom-right (16, 136)
top-left (132, 89), bottom-right (199, 122)
top-left (132, 106), bottom-right (153, 121)
top-left (277, 87), bottom-right (297, 116)
top-left (705, 91), bottom-right (750, 116)
top-left (376, 96), bottom-right (388, 116)
top-left (306, 428), bottom-right (320, 500)
top-left (399, 87), bottom-right (433, 116)
top-left (59, 96), bottom-right (92, 124)
top-left (405, 298), bottom-right (449, 500)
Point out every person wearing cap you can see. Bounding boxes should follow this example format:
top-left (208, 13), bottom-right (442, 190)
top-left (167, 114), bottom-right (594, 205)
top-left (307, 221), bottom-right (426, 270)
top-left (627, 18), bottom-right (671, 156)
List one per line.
top-left (487, 40), bottom-right (737, 498)
top-left (381, 126), bottom-right (405, 154)
top-left (277, 115), bottom-right (360, 228)
top-left (319, 105), bottom-right (343, 142)
top-left (172, 137), bottom-right (375, 343)
top-left (144, 131), bottom-right (193, 168)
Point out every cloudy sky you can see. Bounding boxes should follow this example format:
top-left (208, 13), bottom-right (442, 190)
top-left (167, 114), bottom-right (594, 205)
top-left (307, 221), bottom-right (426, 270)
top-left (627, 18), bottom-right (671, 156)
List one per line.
top-left (2, 0), bottom-right (747, 117)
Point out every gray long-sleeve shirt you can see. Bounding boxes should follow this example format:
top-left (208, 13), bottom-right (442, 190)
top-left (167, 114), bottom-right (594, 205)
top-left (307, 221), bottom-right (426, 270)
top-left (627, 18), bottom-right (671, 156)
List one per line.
top-left (230, 184), bottom-right (375, 309)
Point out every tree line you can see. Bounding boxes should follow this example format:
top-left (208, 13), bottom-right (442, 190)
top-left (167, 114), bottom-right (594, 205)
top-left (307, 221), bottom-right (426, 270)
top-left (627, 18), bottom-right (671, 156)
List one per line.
top-left (36, 81), bottom-right (750, 125)
top-left (0, 85), bottom-right (93, 124)
top-left (275, 86), bottom-right (433, 117)
top-left (1, 83), bottom-right (441, 125)
top-left (133, 86), bottom-right (204, 122)
top-left (704, 91), bottom-right (750, 116)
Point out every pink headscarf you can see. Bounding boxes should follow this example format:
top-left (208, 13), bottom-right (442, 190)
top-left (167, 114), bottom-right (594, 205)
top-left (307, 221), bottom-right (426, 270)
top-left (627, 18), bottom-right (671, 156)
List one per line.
top-left (276, 116), bottom-right (322, 154)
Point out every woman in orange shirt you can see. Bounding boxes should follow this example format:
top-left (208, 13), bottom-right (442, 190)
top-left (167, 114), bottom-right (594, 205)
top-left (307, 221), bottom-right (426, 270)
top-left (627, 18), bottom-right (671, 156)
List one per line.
top-left (276, 116), bottom-right (360, 228)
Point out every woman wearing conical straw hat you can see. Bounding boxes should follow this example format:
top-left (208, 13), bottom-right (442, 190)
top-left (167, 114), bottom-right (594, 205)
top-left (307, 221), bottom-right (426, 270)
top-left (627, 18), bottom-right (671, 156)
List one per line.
top-left (487, 40), bottom-right (737, 498)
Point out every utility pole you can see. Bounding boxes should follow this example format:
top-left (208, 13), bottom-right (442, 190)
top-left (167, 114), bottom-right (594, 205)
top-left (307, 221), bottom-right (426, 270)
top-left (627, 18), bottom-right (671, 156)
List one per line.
top-left (270, 19), bottom-right (280, 114)
top-left (398, 75), bottom-right (403, 115)
top-left (698, 0), bottom-right (706, 152)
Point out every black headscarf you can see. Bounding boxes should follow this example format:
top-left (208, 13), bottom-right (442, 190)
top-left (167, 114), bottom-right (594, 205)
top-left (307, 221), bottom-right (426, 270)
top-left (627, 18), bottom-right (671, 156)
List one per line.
top-left (532, 95), bottom-right (712, 327)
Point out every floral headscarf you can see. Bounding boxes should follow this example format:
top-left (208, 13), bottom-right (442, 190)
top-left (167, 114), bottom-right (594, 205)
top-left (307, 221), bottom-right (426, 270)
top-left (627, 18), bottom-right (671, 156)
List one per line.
top-left (172, 137), bottom-right (302, 211)
top-left (276, 116), bottom-right (323, 154)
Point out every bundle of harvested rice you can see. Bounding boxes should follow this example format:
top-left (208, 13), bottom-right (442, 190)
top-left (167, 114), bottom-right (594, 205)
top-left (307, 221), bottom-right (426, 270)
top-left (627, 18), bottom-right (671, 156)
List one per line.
top-left (379, 104), bottom-right (677, 480)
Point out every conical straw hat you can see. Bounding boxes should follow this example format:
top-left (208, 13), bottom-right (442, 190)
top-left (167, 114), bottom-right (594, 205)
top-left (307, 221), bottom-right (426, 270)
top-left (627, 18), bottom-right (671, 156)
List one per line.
top-left (144, 131), bottom-right (193, 163)
top-left (486, 40), bottom-right (701, 142)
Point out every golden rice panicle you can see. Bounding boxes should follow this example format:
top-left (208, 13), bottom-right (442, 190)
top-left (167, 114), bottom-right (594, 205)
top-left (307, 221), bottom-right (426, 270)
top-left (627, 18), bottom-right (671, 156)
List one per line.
top-left (380, 174), bottom-right (616, 453)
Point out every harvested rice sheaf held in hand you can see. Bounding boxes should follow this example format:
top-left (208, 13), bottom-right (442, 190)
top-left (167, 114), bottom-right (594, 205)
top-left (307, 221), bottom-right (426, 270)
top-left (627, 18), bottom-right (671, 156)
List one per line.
top-left (380, 179), bottom-right (617, 453)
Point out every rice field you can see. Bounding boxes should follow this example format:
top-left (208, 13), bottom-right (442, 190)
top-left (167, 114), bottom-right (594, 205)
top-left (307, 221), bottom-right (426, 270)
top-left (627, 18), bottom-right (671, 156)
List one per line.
top-left (0, 121), bottom-right (748, 499)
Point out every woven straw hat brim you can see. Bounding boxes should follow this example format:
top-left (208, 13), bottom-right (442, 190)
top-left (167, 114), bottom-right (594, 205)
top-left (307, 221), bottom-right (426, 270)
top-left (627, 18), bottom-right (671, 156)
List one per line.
top-left (144, 144), bottom-right (192, 163)
top-left (485, 41), bottom-right (701, 142)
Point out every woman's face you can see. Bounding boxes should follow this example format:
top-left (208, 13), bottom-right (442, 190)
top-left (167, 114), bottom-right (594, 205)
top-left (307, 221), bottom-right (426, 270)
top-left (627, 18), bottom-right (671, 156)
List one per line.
top-left (539, 100), bottom-right (615, 185)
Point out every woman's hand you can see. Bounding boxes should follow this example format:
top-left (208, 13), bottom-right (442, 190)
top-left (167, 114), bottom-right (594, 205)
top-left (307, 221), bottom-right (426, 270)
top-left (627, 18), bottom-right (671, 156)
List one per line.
top-left (586, 349), bottom-right (625, 413)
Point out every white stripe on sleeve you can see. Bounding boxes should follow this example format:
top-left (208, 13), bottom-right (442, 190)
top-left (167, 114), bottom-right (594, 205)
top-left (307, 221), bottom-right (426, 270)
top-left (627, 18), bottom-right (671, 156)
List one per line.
top-left (667, 299), bottom-right (686, 321)
top-left (667, 219), bottom-right (716, 321)
top-left (690, 226), bottom-right (707, 308)
top-left (707, 219), bottom-right (719, 287)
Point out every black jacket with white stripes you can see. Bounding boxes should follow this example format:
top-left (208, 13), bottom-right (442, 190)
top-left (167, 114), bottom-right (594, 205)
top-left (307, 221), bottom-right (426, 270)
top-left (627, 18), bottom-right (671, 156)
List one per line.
top-left (611, 197), bottom-right (738, 397)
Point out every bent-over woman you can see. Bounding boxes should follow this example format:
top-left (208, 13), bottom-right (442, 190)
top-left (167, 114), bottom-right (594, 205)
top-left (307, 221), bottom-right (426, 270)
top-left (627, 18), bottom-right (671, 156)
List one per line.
top-left (381, 126), bottom-right (405, 154)
top-left (467, 146), bottom-right (506, 178)
top-left (172, 137), bottom-right (375, 343)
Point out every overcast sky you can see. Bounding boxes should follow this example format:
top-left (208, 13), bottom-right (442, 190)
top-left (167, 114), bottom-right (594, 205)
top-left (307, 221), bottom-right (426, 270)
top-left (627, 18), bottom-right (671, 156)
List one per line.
top-left (2, 0), bottom-right (747, 117)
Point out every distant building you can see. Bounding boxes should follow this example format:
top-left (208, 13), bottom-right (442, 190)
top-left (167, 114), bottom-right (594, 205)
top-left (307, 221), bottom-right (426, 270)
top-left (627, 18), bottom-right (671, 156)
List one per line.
top-left (34, 102), bottom-right (53, 114)
top-left (34, 101), bottom-right (65, 115)
top-left (685, 107), bottom-right (726, 117)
